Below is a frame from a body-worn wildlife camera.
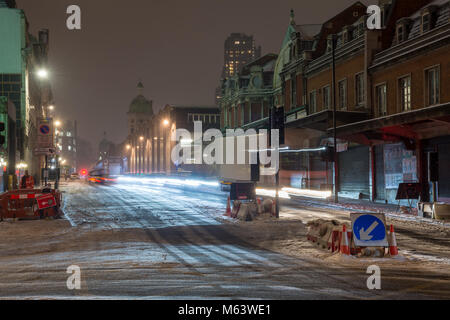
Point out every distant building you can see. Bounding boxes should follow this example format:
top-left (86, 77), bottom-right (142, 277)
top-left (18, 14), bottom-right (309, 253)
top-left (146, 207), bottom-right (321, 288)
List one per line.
top-left (126, 82), bottom-right (154, 175)
top-left (155, 104), bottom-right (220, 175)
top-left (56, 120), bottom-right (77, 174)
top-left (123, 81), bottom-right (220, 176)
top-left (222, 33), bottom-right (261, 79)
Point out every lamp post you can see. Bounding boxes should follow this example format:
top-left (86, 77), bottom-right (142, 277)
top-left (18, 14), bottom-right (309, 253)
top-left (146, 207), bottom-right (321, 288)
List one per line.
top-left (331, 34), bottom-right (338, 204)
top-left (162, 119), bottom-right (170, 174)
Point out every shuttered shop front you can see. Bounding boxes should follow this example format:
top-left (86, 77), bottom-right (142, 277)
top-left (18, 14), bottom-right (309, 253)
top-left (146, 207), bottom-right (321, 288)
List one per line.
top-left (339, 146), bottom-right (370, 198)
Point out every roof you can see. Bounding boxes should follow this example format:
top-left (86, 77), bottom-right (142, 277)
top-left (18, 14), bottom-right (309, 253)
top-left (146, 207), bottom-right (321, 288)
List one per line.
top-left (293, 24), bottom-right (322, 40)
top-left (128, 82), bottom-right (153, 114)
top-left (167, 105), bottom-right (219, 110)
top-left (240, 53), bottom-right (278, 75)
top-left (129, 95), bottom-right (153, 114)
top-left (407, 0), bottom-right (450, 40)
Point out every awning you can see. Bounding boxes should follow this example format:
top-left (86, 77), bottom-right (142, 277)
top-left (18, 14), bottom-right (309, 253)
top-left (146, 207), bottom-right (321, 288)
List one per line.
top-left (328, 103), bottom-right (450, 147)
top-left (285, 109), bottom-right (369, 132)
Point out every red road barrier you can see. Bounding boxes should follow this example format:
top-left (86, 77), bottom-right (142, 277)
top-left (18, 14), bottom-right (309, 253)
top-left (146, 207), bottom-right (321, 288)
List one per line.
top-left (0, 188), bottom-right (63, 220)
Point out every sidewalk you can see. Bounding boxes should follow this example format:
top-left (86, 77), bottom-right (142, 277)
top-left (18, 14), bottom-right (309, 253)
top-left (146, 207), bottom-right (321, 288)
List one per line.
top-left (280, 194), bottom-right (450, 228)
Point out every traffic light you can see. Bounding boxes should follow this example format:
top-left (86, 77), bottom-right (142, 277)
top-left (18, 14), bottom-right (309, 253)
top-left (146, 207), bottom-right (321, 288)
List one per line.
top-left (0, 122), bottom-right (5, 146)
top-left (270, 107), bottom-right (285, 145)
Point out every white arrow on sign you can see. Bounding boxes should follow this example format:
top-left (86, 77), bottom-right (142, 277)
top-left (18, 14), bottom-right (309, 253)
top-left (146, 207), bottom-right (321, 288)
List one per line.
top-left (359, 221), bottom-right (379, 240)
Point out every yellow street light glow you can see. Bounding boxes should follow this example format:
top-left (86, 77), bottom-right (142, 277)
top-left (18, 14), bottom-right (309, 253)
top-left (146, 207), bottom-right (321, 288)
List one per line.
top-left (48, 105), bottom-right (54, 110)
top-left (126, 145), bottom-right (131, 150)
top-left (54, 120), bottom-right (61, 127)
top-left (140, 136), bottom-right (144, 141)
top-left (163, 119), bottom-right (169, 126)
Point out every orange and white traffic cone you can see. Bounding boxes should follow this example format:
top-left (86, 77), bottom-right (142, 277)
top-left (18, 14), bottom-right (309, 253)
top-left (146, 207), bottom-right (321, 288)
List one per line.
top-left (224, 196), bottom-right (231, 217)
top-left (257, 198), bottom-right (262, 214)
top-left (340, 225), bottom-right (350, 255)
top-left (271, 199), bottom-right (276, 217)
top-left (389, 224), bottom-right (398, 256)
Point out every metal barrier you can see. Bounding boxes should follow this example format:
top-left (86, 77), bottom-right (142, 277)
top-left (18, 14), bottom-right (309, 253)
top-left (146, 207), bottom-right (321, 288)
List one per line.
top-left (0, 188), bottom-right (63, 220)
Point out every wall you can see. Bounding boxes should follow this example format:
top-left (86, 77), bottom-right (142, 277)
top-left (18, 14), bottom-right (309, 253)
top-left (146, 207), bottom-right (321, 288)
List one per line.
top-left (371, 45), bottom-right (450, 115)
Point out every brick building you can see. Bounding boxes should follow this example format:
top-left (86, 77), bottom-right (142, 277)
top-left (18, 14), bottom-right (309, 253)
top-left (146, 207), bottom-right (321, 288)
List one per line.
top-left (277, 0), bottom-right (450, 205)
top-left (219, 53), bottom-right (278, 131)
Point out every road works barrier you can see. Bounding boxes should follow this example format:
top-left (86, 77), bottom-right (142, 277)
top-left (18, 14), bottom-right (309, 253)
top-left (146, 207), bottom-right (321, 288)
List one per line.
top-left (225, 197), bottom-right (274, 221)
top-left (0, 188), bottom-right (63, 220)
top-left (307, 216), bottom-right (399, 258)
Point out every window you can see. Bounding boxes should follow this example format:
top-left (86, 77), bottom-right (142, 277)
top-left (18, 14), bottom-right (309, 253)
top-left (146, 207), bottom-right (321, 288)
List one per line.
top-left (355, 73), bottom-right (365, 106)
top-left (426, 67), bottom-right (440, 106)
top-left (309, 91), bottom-right (317, 114)
top-left (291, 75), bottom-right (297, 108)
top-left (376, 84), bottom-right (387, 116)
top-left (399, 76), bottom-right (411, 111)
top-left (338, 79), bottom-right (347, 110)
top-left (397, 25), bottom-right (404, 43)
top-left (188, 114), bottom-right (193, 122)
top-left (322, 86), bottom-right (331, 110)
top-left (422, 13), bottom-right (430, 33)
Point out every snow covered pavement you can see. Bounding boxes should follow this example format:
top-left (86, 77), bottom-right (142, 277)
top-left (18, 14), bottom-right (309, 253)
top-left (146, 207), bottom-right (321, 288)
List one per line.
top-left (0, 180), bottom-right (448, 299)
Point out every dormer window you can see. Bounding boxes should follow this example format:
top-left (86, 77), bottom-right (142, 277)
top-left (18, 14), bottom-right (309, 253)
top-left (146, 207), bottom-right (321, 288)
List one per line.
top-left (422, 12), bottom-right (431, 32)
top-left (396, 18), bottom-right (411, 44)
top-left (397, 24), bottom-right (405, 43)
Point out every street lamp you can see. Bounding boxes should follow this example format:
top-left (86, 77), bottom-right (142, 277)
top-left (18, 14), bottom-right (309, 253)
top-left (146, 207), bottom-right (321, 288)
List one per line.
top-left (55, 120), bottom-right (61, 127)
top-left (37, 69), bottom-right (49, 79)
top-left (48, 105), bottom-right (54, 111)
top-left (163, 119), bottom-right (169, 126)
top-left (126, 144), bottom-right (131, 150)
top-left (140, 136), bottom-right (144, 141)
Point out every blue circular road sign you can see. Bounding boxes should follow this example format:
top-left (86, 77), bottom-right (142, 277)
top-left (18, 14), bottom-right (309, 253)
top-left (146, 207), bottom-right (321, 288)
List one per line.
top-left (40, 125), bottom-right (50, 135)
top-left (353, 214), bottom-right (386, 242)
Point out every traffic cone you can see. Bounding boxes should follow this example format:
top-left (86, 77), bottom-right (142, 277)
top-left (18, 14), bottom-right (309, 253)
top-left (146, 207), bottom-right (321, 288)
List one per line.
top-left (224, 196), bottom-right (231, 217)
top-left (340, 225), bottom-right (350, 255)
top-left (389, 224), bottom-right (398, 256)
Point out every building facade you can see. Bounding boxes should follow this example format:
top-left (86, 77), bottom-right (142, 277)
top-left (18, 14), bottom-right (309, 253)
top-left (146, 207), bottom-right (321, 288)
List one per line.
top-left (222, 33), bottom-right (261, 79)
top-left (124, 82), bottom-right (220, 176)
top-left (56, 120), bottom-right (77, 175)
top-left (276, 0), bottom-right (450, 205)
top-left (0, 0), bottom-right (52, 186)
top-left (219, 53), bottom-right (278, 131)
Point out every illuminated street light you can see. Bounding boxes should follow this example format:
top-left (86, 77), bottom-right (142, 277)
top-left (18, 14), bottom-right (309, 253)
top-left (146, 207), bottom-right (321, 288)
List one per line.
top-left (126, 145), bottom-right (131, 150)
top-left (55, 120), bottom-right (61, 127)
top-left (140, 136), bottom-right (144, 141)
top-left (48, 105), bottom-right (55, 110)
top-left (163, 119), bottom-right (169, 126)
top-left (37, 69), bottom-right (49, 79)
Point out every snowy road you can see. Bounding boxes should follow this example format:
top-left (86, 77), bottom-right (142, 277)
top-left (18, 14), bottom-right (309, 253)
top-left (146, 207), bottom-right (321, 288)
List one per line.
top-left (0, 180), bottom-right (449, 299)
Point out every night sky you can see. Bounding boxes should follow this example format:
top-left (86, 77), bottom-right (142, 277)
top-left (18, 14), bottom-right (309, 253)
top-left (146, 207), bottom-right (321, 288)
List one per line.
top-left (17, 0), bottom-right (371, 148)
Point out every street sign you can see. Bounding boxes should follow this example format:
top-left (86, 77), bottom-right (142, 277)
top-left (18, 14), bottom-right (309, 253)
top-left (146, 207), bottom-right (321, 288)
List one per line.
top-left (34, 147), bottom-right (56, 156)
top-left (351, 213), bottom-right (389, 247)
top-left (37, 118), bottom-right (54, 150)
top-left (37, 194), bottom-right (57, 210)
top-left (39, 124), bottom-right (50, 135)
